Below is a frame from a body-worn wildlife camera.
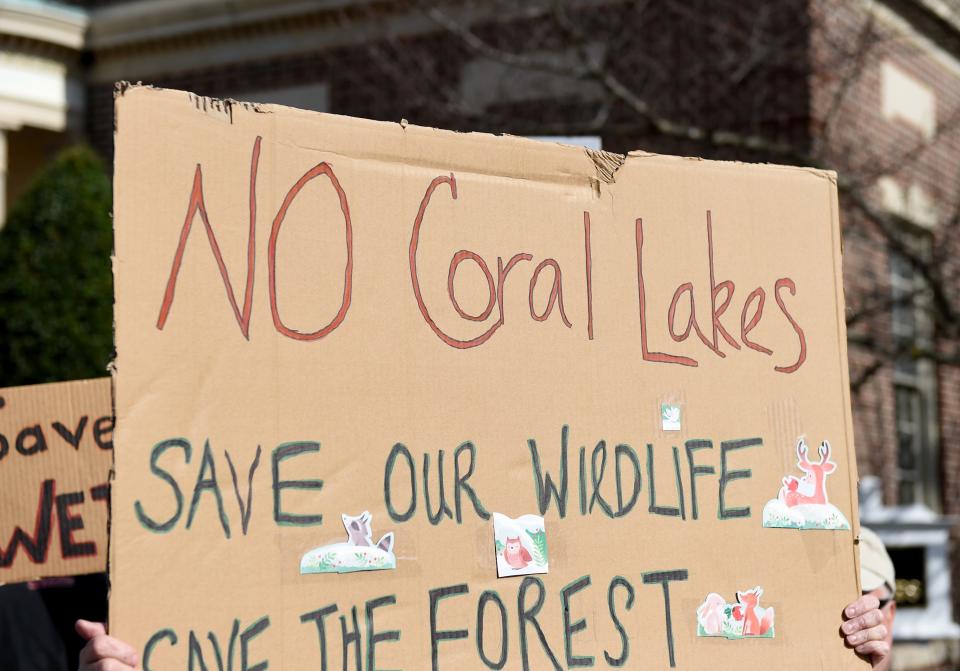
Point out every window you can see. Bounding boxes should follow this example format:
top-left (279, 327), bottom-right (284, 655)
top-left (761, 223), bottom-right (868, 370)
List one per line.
top-left (461, 46), bottom-right (606, 112)
top-left (877, 177), bottom-right (937, 230)
top-left (895, 385), bottom-right (925, 504)
top-left (881, 61), bottom-right (936, 139)
top-left (887, 546), bottom-right (927, 608)
top-left (890, 247), bottom-right (919, 375)
top-left (228, 83), bottom-right (329, 113)
top-left (527, 136), bottom-right (602, 150)
top-left (889, 242), bottom-right (940, 510)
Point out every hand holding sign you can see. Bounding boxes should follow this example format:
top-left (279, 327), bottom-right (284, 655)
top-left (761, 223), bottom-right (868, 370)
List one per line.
top-left (76, 620), bottom-right (138, 671)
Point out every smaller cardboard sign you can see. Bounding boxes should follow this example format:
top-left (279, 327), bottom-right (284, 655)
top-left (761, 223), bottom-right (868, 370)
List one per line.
top-left (0, 378), bottom-right (112, 583)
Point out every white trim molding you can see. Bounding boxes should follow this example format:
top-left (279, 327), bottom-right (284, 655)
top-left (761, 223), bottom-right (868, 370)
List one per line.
top-left (0, 0), bottom-right (88, 50)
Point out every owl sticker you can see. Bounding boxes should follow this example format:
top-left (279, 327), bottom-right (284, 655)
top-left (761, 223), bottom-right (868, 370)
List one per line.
top-left (493, 513), bottom-right (548, 578)
top-left (502, 537), bottom-right (532, 570)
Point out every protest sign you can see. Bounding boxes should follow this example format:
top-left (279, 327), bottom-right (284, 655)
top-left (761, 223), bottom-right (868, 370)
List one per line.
top-left (111, 84), bottom-right (863, 669)
top-left (0, 378), bottom-right (112, 583)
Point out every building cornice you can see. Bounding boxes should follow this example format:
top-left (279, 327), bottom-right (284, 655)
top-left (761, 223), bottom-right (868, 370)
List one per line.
top-left (87, 0), bottom-right (375, 50)
top-left (879, 0), bottom-right (960, 60)
top-left (0, 0), bottom-right (87, 50)
top-left (914, 0), bottom-right (960, 32)
top-left (84, 0), bottom-right (504, 84)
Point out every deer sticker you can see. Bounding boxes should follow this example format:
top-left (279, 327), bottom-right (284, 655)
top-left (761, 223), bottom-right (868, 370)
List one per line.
top-left (763, 437), bottom-right (850, 530)
top-left (778, 439), bottom-right (836, 507)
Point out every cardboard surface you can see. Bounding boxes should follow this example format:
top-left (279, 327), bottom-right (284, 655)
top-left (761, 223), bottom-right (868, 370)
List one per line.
top-left (0, 378), bottom-right (112, 583)
top-left (112, 85), bottom-right (863, 669)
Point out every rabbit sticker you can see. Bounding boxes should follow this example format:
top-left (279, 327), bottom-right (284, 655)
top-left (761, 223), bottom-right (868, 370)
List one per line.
top-left (300, 511), bottom-right (396, 574)
top-left (762, 438), bottom-right (851, 530)
top-left (493, 512), bottom-right (548, 578)
top-left (341, 511), bottom-right (394, 552)
top-left (696, 586), bottom-right (775, 640)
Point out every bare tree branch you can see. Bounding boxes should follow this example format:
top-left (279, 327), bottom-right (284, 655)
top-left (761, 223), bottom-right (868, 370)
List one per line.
top-left (368, 0), bottom-right (960, 378)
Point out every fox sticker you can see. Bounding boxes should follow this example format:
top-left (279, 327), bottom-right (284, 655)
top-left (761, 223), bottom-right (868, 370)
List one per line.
top-left (697, 586), bottom-right (775, 640)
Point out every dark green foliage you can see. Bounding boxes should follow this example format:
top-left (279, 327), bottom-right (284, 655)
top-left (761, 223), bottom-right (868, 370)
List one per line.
top-left (0, 145), bottom-right (113, 386)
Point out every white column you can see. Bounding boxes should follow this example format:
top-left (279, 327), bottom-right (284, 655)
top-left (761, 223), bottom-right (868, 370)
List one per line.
top-left (0, 128), bottom-right (7, 228)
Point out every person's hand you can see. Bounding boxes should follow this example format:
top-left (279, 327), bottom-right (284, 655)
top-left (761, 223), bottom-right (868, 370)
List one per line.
top-left (842, 594), bottom-right (892, 669)
top-left (76, 620), bottom-right (139, 671)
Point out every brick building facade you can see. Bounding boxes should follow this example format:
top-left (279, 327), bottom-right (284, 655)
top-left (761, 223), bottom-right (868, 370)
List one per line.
top-left (809, 4), bottom-right (960, 666)
top-left (3, 0), bottom-right (959, 667)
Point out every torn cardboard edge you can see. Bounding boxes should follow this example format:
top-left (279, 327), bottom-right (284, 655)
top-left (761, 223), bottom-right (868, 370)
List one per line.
top-left (112, 82), bottom-right (839, 194)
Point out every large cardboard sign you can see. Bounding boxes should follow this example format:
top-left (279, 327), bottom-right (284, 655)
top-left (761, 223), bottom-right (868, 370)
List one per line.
top-left (0, 378), bottom-right (112, 583)
top-left (112, 85), bottom-right (863, 670)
